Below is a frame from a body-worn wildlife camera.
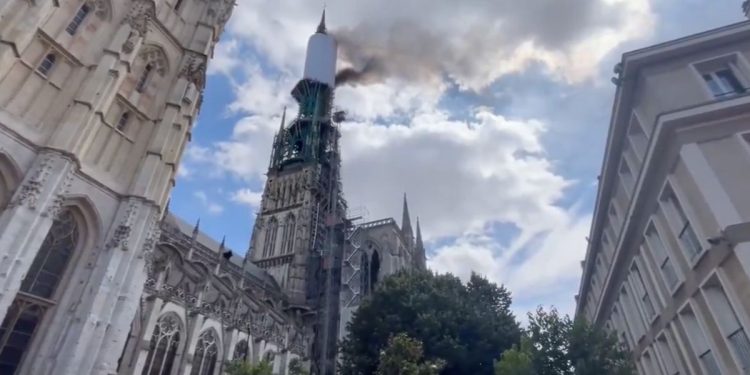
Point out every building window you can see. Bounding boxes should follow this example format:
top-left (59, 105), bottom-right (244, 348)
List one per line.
top-left (0, 210), bottom-right (79, 374)
top-left (702, 280), bottom-right (750, 372)
top-left (645, 224), bottom-right (679, 290)
top-left (141, 315), bottom-right (181, 375)
top-left (281, 214), bottom-right (296, 255)
top-left (66, 4), bottom-right (91, 35)
top-left (37, 53), bottom-right (57, 77)
top-left (116, 112), bottom-right (130, 132)
top-left (360, 252), bottom-right (370, 295)
top-left (702, 68), bottom-right (746, 98)
top-left (233, 340), bottom-right (248, 362)
top-left (630, 263), bottom-right (656, 320)
top-left (262, 217), bottom-right (279, 258)
top-left (656, 333), bottom-right (681, 375)
top-left (191, 330), bottom-right (218, 375)
top-left (619, 159), bottom-right (635, 196)
top-left (680, 307), bottom-right (721, 375)
top-left (660, 185), bottom-right (702, 261)
top-left (136, 64), bottom-right (153, 93)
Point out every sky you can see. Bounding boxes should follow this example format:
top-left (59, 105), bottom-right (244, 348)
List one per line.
top-left (169, 0), bottom-right (745, 318)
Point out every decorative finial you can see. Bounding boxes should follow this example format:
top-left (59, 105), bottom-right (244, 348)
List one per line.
top-left (316, 8), bottom-right (327, 34)
top-left (192, 218), bottom-right (200, 238)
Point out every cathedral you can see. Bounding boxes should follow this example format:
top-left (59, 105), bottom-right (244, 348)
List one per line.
top-left (0, 1), bottom-right (425, 375)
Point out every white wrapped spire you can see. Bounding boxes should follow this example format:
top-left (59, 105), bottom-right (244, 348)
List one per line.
top-left (303, 10), bottom-right (337, 87)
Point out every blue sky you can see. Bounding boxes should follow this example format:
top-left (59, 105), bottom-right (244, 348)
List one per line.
top-left (168, 0), bottom-right (744, 317)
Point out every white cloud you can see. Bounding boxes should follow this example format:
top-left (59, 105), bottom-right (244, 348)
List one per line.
top-left (232, 188), bottom-right (264, 209)
top-left (193, 191), bottom-right (225, 215)
top-left (207, 39), bottom-right (241, 76)
top-left (187, 0), bottom-right (659, 314)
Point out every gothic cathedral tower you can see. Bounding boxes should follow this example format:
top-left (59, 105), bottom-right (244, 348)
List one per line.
top-left (0, 1), bottom-right (231, 374)
top-left (245, 11), bottom-right (347, 375)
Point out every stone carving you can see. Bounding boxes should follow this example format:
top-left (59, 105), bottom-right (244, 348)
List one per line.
top-left (86, 0), bottom-right (112, 20)
top-left (122, 0), bottom-right (155, 37)
top-left (8, 155), bottom-right (54, 211)
top-left (138, 45), bottom-right (169, 76)
top-left (42, 168), bottom-right (74, 219)
top-left (179, 52), bottom-right (207, 90)
top-left (106, 200), bottom-right (139, 251)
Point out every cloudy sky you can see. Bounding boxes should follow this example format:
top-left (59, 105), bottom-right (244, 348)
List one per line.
top-left (169, 0), bottom-right (744, 317)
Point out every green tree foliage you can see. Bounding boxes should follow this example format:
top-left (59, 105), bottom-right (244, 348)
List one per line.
top-left (500, 307), bottom-right (634, 375)
top-left (288, 358), bottom-right (309, 375)
top-left (494, 337), bottom-right (534, 375)
top-left (376, 333), bottom-right (445, 375)
top-left (568, 319), bottom-right (634, 375)
top-left (340, 271), bottom-right (521, 375)
top-left (225, 360), bottom-right (273, 375)
top-left (526, 307), bottom-right (573, 375)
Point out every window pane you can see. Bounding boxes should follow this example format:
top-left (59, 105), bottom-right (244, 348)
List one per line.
top-left (700, 350), bottom-right (722, 375)
top-left (678, 223), bottom-right (702, 259)
top-left (729, 328), bottom-right (750, 371)
top-left (703, 74), bottom-right (724, 97)
top-left (716, 69), bottom-right (746, 94)
top-left (661, 260), bottom-right (678, 289)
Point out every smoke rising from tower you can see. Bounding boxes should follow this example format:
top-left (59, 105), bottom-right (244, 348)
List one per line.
top-left (326, 0), bottom-right (650, 90)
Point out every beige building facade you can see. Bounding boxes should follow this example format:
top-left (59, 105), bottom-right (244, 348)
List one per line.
top-left (0, 0), bottom-right (233, 374)
top-left (576, 12), bottom-right (750, 375)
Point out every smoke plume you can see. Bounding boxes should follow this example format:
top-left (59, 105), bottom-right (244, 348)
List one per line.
top-left (322, 0), bottom-right (652, 90)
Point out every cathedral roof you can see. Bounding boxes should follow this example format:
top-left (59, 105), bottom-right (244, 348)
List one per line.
top-left (162, 213), bottom-right (278, 288)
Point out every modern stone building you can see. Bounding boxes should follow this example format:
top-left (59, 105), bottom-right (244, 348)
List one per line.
top-left (0, 2), bottom-right (424, 374)
top-left (576, 8), bottom-right (750, 375)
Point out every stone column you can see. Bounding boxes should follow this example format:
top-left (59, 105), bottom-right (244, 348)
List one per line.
top-left (0, 151), bottom-right (75, 321)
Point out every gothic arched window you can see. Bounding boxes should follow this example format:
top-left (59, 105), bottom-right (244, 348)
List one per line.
top-left (65, 3), bottom-right (91, 35)
top-left (233, 340), bottom-right (248, 362)
top-left (0, 210), bottom-right (80, 374)
top-left (282, 214), bottom-right (296, 254)
top-left (263, 217), bottom-right (278, 258)
top-left (360, 252), bottom-right (370, 295)
top-left (141, 314), bottom-right (181, 375)
top-left (191, 329), bottom-right (218, 375)
top-left (136, 64), bottom-right (153, 93)
top-left (371, 250), bottom-right (381, 290)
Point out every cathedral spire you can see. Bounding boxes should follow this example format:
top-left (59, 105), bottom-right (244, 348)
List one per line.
top-left (416, 217), bottom-right (424, 250)
top-left (402, 194), bottom-right (413, 240)
top-left (192, 218), bottom-right (200, 239)
top-left (316, 8), bottom-right (327, 34)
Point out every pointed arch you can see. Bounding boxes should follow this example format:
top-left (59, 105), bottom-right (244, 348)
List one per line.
top-left (370, 250), bottom-right (380, 290)
top-left (262, 217), bottom-right (279, 258)
top-left (141, 313), bottom-right (182, 375)
top-left (191, 329), bottom-right (219, 375)
top-left (0, 151), bottom-right (22, 211)
top-left (138, 44), bottom-right (170, 76)
top-left (282, 214), bottom-right (296, 255)
top-left (233, 339), bottom-right (249, 362)
top-left (0, 202), bottom-right (99, 373)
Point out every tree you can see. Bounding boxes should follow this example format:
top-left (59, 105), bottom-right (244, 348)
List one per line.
top-left (526, 307), bottom-right (573, 375)
top-left (225, 360), bottom-right (273, 375)
top-left (568, 318), bottom-right (634, 375)
top-left (288, 358), bottom-right (309, 375)
top-left (494, 336), bottom-right (534, 375)
top-left (376, 333), bottom-right (445, 375)
top-left (499, 307), bottom-right (634, 375)
top-left (340, 271), bottom-right (521, 375)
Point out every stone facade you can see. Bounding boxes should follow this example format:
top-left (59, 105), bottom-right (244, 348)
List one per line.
top-left (0, 0), bottom-right (231, 374)
top-left (117, 213), bottom-right (309, 375)
top-left (576, 17), bottom-right (750, 375)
